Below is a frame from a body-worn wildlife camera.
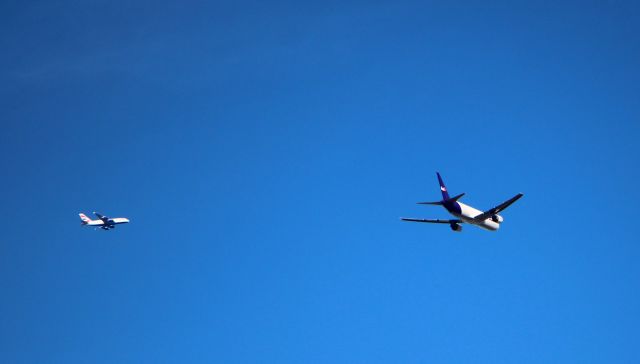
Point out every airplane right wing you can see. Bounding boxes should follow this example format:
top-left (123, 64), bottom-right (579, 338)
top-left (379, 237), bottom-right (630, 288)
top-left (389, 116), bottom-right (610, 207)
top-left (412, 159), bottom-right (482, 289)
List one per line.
top-left (93, 212), bottom-right (110, 223)
top-left (401, 218), bottom-right (463, 224)
top-left (473, 193), bottom-right (524, 222)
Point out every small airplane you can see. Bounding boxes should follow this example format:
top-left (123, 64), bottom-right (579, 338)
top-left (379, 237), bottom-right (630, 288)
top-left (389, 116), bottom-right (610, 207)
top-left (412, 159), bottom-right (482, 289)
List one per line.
top-left (401, 172), bottom-right (523, 232)
top-left (79, 212), bottom-right (130, 230)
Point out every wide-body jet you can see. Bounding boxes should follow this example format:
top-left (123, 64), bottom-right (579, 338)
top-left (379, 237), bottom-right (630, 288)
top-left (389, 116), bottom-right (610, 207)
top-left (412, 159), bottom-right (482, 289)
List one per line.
top-left (401, 173), bottom-right (522, 232)
top-left (79, 212), bottom-right (130, 230)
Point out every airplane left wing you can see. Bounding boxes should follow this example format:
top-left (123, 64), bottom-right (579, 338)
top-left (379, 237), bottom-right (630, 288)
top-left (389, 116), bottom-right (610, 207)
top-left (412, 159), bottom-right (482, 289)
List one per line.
top-left (401, 218), bottom-right (463, 224)
top-left (473, 193), bottom-right (523, 222)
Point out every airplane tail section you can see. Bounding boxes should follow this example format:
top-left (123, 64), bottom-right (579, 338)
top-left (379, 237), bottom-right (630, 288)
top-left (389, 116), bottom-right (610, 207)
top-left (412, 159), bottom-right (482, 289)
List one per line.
top-left (418, 174), bottom-right (463, 205)
top-left (418, 200), bottom-right (443, 205)
top-left (448, 192), bottom-right (465, 202)
top-left (79, 213), bottom-right (91, 224)
top-left (437, 172), bottom-right (450, 200)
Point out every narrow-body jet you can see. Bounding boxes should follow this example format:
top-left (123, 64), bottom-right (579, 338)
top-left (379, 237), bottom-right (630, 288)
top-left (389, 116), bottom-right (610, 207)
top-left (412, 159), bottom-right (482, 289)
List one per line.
top-left (79, 212), bottom-right (130, 230)
top-left (401, 173), bottom-right (522, 232)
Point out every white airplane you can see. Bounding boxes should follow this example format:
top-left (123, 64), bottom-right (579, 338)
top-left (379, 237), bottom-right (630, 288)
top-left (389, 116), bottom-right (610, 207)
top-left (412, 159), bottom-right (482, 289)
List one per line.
top-left (401, 172), bottom-right (523, 232)
top-left (79, 212), bottom-right (130, 230)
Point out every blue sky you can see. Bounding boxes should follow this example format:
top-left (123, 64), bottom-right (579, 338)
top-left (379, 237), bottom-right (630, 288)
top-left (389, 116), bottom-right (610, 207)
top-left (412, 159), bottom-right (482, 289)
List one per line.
top-left (1, 1), bottom-right (640, 363)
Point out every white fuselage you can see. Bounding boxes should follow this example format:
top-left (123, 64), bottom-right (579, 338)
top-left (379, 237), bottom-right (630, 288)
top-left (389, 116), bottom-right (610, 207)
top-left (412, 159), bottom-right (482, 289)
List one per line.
top-left (82, 217), bottom-right (129, 229)
top-left (452, 202), bottom-right (501, 231)
top-left (84, 218), bottom-right (130, 226)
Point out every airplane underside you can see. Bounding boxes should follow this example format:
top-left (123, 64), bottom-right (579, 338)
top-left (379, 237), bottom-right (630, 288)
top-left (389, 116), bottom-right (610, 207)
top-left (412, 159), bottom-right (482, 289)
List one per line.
top-left (457, 215), bottom-right (500, 231)
top-left (450, 202), bottom-right (500, 231)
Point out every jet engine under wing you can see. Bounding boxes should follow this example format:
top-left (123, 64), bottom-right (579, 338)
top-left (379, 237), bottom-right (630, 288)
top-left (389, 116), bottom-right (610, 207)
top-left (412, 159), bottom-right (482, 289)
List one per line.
top-left (473, 193), bottom-right (524, 222)
top-left (401, 218), bottom-right (463, 224)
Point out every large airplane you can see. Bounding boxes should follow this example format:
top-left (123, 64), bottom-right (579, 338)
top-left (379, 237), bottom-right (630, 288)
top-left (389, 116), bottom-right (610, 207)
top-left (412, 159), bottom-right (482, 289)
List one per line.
top-left (401, 172), bottom-right (523, 232)
top-left (79, 212), bottom-right (130, 230)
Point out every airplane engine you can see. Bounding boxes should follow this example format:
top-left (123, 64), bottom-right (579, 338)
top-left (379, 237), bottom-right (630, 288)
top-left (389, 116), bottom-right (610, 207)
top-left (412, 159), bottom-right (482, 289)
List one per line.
top-left (491, 215), bottom-right (504, 223)
top-left (450, 223), bottom-right (463, 232)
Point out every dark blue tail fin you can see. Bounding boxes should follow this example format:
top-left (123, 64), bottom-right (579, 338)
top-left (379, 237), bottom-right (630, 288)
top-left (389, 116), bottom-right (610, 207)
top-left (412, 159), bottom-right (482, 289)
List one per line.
top-left (436, 172), bottom-right (450, 200)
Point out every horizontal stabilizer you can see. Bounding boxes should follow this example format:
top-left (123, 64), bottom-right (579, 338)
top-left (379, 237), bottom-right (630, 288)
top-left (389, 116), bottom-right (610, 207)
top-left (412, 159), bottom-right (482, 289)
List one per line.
top-left (401, 218), bottom-right (463, 224)
top-left (449, 193), bottom-right (465, 201)
top-left (417, 192), bottom-right (464, 205)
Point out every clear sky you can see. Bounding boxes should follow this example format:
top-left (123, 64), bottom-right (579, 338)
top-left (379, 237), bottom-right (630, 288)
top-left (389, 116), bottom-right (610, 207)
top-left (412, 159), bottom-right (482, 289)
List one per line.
top-left (1, 1), bottom-right (640, 363)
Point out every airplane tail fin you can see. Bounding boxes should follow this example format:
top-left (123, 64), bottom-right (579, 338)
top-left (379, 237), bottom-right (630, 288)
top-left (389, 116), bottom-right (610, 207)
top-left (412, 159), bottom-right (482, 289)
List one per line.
top-left (436, 172), bottom-right (450, 200)
top-left (79, 213), bottom-right (91, 224)
top-left (417, 174), bottom-right (462, 205)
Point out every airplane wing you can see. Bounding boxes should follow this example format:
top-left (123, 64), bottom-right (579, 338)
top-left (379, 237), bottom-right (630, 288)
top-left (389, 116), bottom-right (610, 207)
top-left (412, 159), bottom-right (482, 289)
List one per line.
top-left (401, 218), bottom-right (463, 224)
top-left (93, 212), bottom-right (110, 223)
top-left (473, 193), bottom-right (524, 222)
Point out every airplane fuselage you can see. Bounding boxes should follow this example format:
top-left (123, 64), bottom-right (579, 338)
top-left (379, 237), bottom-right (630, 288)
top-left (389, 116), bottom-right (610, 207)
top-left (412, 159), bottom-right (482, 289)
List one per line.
top-left (83, 218), bottom-right (129, 227)
top-left (443, 200), bottom-right (501, 231)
